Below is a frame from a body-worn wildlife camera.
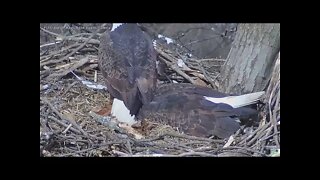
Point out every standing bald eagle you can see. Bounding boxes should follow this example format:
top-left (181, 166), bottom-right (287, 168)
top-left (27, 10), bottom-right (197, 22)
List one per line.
top-left (98, 23), bottom-right (157, 125)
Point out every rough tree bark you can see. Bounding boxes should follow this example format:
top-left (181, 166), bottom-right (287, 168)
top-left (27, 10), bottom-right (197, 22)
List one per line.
top-left (219, 24), bottom-right (280, 94)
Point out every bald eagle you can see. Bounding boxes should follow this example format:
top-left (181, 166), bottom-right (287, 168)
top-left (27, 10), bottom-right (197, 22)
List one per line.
top-left (98, 23), bottom-right (157, 125)
top-left (98, 23), bottom-right (264, 138)
top-left (138, 83), bottom-right (264, 138)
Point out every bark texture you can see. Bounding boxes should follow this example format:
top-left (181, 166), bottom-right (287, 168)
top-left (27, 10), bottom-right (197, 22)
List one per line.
top-left (219, 24), bottom-right (280, 94)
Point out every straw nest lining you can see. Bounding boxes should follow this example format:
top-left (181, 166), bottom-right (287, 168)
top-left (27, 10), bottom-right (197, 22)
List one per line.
top-left (40, 25), bottom-right (280, 157)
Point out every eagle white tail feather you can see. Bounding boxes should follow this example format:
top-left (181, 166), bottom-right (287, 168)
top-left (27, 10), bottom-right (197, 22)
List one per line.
top-left (111, 98), bottom-right (136, 126)
top-left (204, 91), bottom-right (265, 108)
top-left (111, 23), bottom-right (124, 32)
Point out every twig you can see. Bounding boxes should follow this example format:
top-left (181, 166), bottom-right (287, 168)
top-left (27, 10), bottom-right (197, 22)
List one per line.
top-left (134, 136), bottom-right (164, 143)
top-left (246, 125), bottom-right (270, 147)
top-left (163, 139), bottom-right (192, 152)
top-left (59, 147), bottom-right (95, 157)
top-left (94, 70), bottom-right (97, 82)
top-left (268, 80), bottom-right (280, 147)
top-left (115, 151), bottom-right (216, 157)
top-left (133, 146), bottom-right (168, 154)
top-left (176, 151), bottom-right (217, 157)
top-left (59, 141), bottom-right (124, 157)
top-left (40, 49), bottom-right (48, 56)
top-left (257, 124), bottom-right (274, 151)
top-left (40, 24), bottom-right (105, 68)
top-left (158, 56), bottom-right (196, 84)
top-left (40, 27), bottom-right (100, 45)
top-left (40, 38), bottom-right (89, 68)
top-left (48, 116), bottom-right (81, 134)
top-left (41, 97), bottom-right (88, 136)
top-left (61, 81), bottom-right (78, 96)
top-left (47, 57), bottom-right (90, 79)
top-left (62, 124), bottom-right (73, 134)
top-left (238, 121), bottom-right (271, 146)
top-left (40, 27), bottom-right (61, 37)
top-left (74, 69), bottom-right (95, 78)
top-left (271, 83), bottom-right (280, 148)
top-left (222, 146), bottom-right (265, 156)
top-left (192, 145), bottom-right (216, 152)
top-left (63, 37), bottom-right (100, 45)
top-left (40, 43), bottom-right (80, 62)
top-left (40, 41), bottom-right (62, 49)
top-left (161, 132), bottom-right (224, 143)
top-left (68, 33), bottom-right (102, 38)
top-left (194, 58), bottom-right (226, 62)
top-left (198, 64), bottom-right (217, 89)
top-left (135, 132), bottom-right (223, 144)
top-left (259, 132), bottom-right (280, 142)
top-left (80, 63), bottom-right (98, 74)
top-left (182, 141), bottom-right (210, 146)
top-left (211, 73), bottom-right (220, 83)
top-left (155, 44), bottom-right (198, 84)
top-left (126, 140), bottom-right (133, 155)
top-left (40, 69), bottom-right (51, 79)
top-left (112, 150), bottom-right (130, 156)
top-left (218, 151), bottom-right (252, 157)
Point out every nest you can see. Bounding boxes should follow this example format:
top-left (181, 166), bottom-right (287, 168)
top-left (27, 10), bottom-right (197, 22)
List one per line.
top-left (40, 24), bottom-right (280, 157)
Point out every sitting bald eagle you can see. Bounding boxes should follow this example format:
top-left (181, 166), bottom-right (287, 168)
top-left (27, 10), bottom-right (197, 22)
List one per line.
top-left (138, 83), bottom-right (264, 138)
top-left (98, 23), bottom-right (264, 138)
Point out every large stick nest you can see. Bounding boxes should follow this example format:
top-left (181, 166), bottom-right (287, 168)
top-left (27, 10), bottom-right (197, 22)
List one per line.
top-left (40, 24), bottom-right (280, 157)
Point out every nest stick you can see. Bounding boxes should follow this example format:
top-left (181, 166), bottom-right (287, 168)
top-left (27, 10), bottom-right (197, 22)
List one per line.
top-left (41, 97), bottom-right (88, 136)
top-left (40, 24), bottom-right (105, 68)
top-left (161, 132), bottom-right (224, 143)
top-left (272, 84), bottom-right (280, 149)
top-left (40, 43), bottom-right (80, 62)
top-left (158, 56), bottom-right (196, 84)
top-left (48, 116), bottom-right (81, 134)
top-left (47, 57), bottom-right (90, 79)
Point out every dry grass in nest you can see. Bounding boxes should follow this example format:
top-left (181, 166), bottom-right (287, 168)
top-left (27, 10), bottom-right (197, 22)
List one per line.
top-left (40, 26), bottom-right (280, 157)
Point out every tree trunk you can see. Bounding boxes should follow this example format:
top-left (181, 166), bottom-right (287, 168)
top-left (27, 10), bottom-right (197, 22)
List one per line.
top-left (219, 24), bottom-right (280, 94)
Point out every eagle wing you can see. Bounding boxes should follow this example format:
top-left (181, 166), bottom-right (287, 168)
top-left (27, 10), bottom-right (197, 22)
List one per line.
top-left (98, 24), bottom-right (157, 115)
top-left (154, 83), bottom-right (228, 97)
top-left (138, 83), bottom-right (258, 138)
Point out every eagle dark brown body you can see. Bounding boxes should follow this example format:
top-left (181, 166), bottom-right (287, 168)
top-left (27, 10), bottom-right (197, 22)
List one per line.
top-left (98, 24), bottom-right (157, 116)
top-left (138, 83), bottom-right (260, 139)
top-left (98, 24), bottom-right (263, 139)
